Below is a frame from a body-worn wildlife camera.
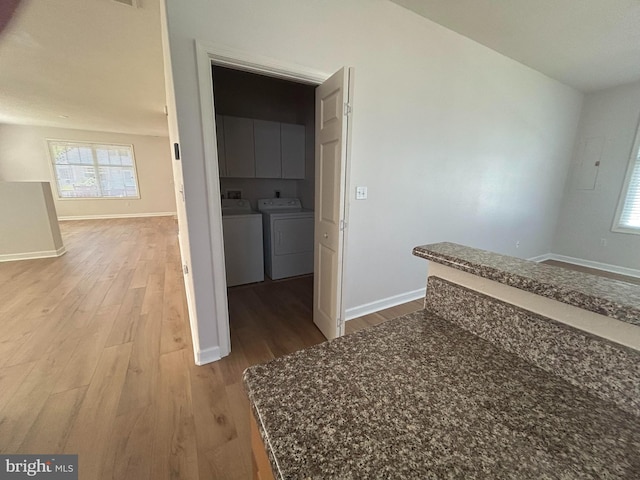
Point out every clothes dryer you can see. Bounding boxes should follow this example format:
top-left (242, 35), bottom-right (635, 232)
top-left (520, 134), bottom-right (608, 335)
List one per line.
top-left (257, 198), bottom-right (314, 280)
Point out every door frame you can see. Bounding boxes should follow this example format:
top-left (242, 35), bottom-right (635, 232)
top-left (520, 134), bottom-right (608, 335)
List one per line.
top-left (194, 40), bottom-right (345, 358)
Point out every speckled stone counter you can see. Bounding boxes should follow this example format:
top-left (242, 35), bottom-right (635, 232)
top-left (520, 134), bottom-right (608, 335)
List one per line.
top-left (243, 310), bottom-right (640, 479)
top-left (412, 242), bottom-right (640, 325)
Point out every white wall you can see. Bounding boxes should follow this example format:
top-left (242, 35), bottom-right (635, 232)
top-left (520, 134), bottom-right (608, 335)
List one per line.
top-left (162, 0), bottom-right (583, 354)
top-left (219, 178), bottom-right (298, 211)
top-left (0, 182), bottom-right (64, 261)
top-left (553, 80), bottom-right (640, 270)
top-left (0, 124), bottom-right (176, 218)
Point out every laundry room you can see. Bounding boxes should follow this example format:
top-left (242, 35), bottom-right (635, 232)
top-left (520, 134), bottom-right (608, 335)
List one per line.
top-left (212, 65), bottom-right (317, 328)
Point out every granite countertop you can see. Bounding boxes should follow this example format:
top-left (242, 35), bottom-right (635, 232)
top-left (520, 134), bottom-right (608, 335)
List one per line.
top-left (243, 311), bottom-right (640, 479)
top-left (412, 242), bottom-right (640, 325)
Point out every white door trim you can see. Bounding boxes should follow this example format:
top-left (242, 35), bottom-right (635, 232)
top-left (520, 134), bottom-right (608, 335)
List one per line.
top-left (194, 40), bottom-right (332, 359)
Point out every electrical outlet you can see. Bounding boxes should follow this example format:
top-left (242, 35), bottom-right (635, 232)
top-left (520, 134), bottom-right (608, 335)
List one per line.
top-left (356, 186), bottom-right (368, 200)
top-left (515, 241), bottom-right (520, 249)
top-left (600, 238), bottom-right (607, 247)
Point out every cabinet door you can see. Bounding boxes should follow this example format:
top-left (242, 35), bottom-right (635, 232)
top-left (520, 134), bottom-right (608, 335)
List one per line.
top-left (215, 114), bottom-right (227, 177)
top-left (224, 116), bottom-right (255, 178)
top-left (254, 120), bottom-right (281, 178)
top-left (281, 123), bottom-right (305, 179)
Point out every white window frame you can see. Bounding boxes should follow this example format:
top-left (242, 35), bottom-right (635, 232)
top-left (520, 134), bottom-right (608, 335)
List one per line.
top-left (612, 119), bottom-right (640, 235)
top-left (47, 139), bottom-right (141, 201)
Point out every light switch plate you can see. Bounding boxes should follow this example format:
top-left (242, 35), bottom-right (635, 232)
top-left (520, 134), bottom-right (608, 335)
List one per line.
top-left (356, 186), bottom-right (368, 200)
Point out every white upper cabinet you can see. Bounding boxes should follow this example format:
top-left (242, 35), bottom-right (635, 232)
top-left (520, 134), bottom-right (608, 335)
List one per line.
top-left (254, 120), bottom-right (282, 178)
top-left (215, 114), bottom-right (227, 177)
top-left (219, 115), bottom-right (305, 179)
top-left (224, 116), bottom-right (255, 178)
top-left (281, 123), bottom-right (305, 179)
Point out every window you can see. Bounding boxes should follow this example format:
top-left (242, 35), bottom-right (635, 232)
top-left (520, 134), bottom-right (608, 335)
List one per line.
top-left (48, 141), bottom-right (140, 199)
top-left (613, 124), bottom-right (640, 234)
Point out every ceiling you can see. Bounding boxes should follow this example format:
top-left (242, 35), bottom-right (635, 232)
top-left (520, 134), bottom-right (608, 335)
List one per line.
top-left (0, 0), bottom-right (167, 136)
top-left (0, 1), bottom-right (639, 138)
top-left (391, 0), bottom-right (640, 92)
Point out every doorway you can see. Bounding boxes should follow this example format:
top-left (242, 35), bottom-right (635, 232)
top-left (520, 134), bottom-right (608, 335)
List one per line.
top-left (194, 43), bottom-right (352, 360)
top-left (212, 65), bottom-right (317, 335)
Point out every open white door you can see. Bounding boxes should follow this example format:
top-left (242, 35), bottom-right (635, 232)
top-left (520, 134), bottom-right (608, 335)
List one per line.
top-left (313, 67), bottom-right (353, 340)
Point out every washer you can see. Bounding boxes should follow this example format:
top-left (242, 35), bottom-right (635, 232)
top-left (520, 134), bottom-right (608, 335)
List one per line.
top-left (257, 198), bottom-right (314, 280)
top-left (221, 199), bottom-right (264, 287)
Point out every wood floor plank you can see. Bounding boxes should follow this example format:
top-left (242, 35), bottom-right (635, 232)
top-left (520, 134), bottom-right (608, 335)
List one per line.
top-left (218, 329), bottom-right (250, 386)
top-left (0, 362), bottom-right (37, 414)
top-left (202, 437), bottom-right (252, 480)
top-left (0, 336), bottom-right (31, 368)
top-left (53, 306), bottom-right (120, 394)
top-left (64, 343), bottom-right (132, 480)
top-left (190, 362), bottom-right (238, 455)
top-left (222, 382), bottom-right (253, 475)
top-left (0, 217), bottom-right (427, 478)
top-left (140, 272), bottom-right (164, 316)
top-left (159, 263), bottom-right (187, 355)
top-left (101, 406), bottom-right (155, 480)
top-left (130, 260), bottom-right (150, 289)
top-left (105, 287), bottom-right (146, 347)
top-left (5, 294), bottom-right (84, 367)
top-left (101, 268), bottom-right (135, 307)
top-left (116, 313), bottom-right (161, 415)
top-left (19, 386), bottom-right (88, 454)
top-left (0, 334), bottom-right (79, 451)
top-left (150, 349), bottom-right (198, 480)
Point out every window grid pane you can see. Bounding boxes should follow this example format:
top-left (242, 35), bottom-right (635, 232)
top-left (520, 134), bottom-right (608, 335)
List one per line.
top-left (614, 122), bottom-right (640, 233)
top-left (49, 141), bottom-right (139, 199)
top-left (618, 153), bottom-right (640, 229)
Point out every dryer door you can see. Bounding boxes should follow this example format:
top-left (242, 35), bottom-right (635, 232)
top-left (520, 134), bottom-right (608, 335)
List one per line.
top-left (273, 216), bottom-right (314, 256)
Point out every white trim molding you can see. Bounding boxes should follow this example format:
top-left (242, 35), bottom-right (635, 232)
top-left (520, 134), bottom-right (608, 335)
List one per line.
top-left (528, 252), bottom-right (640, 279)
top-left (196, 42), bottom-right (329, 85)
top-left (58, 212), bottom-right (176, 221)
top-left (345, 288), bottom-right (426, 321)
top-left (0, 246), bottom-right (66, 263)
top-left (193, 39), bottom-right (332, 362)
top-left (527, 253), bottom-right (554, 262)
top-left (195, 346), bottom-right (222, 366)
top-left (545, 253), bottom-right (640, 279)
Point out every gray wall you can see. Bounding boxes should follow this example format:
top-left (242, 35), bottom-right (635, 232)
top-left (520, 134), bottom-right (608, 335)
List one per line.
top-left (553, 80), bottom-right (640, 269)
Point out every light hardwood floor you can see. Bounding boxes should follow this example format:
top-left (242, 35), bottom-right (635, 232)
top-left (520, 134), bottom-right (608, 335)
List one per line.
top-left (3, 218), bottom-right (635, 479)
top-left (0, 217), bottom-right (421, 480)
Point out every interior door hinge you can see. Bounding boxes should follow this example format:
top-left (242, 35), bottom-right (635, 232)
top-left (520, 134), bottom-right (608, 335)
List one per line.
top-left (343, 102), bottom-right (352, 116)
top-left (337, 317), bottom-right (343, 329)
top-left (339, 219), bottom-right (346, 231)
top-left (183, 264), bottom-right (189, 275)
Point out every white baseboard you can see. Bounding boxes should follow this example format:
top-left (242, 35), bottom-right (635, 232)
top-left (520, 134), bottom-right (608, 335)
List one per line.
top-left (58, 212), bottom-right (176, 221)
top-left (0, 245), bottom-right (66, 263)
top-left (527, 253), bottom-right (554, 262)
top-left (195, 345), bottom-right (221, 365)
top-left (345, 288), bottom-right (426, 321)
top-left (541, 253), bottom-right (640, 279)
